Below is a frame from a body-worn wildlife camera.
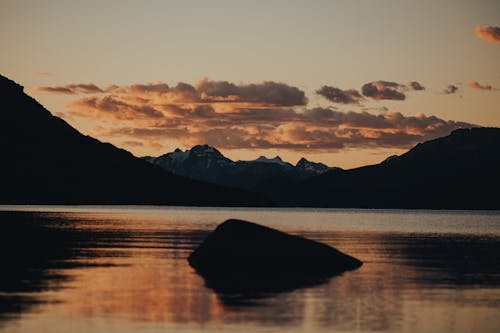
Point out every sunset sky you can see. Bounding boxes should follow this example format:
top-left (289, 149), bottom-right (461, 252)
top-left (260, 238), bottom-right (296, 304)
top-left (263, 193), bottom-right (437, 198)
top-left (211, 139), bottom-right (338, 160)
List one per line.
top-left (1, 0), bottom-right (499, 168)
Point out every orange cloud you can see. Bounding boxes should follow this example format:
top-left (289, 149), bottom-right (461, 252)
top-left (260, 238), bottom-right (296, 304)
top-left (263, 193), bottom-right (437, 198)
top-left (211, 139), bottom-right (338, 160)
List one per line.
top-left (70, 95), bottom-right (164, 120)
top-left (40, 79), bottom-right (307, 107)
top-left (93, 104), bottom-right (474, 152)
top-left (474, 26), bottom-right (500, 43)
top-left (469, 81), bottom-right (492, 90)
top-left (42, 78), bottom-right (474, 152)
top-left (316, 86), bottom-right (363, 104)
top-left (361, 81), bottom-right (406, 101)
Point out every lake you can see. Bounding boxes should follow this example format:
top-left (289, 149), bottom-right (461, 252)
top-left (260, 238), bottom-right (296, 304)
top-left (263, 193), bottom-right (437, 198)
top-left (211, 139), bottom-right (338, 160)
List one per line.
top-left (0, 206), bottom-right (499, 333)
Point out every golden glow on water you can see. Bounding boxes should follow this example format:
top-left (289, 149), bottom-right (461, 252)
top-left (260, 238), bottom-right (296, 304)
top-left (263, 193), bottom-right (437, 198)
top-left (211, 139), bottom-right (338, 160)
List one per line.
top-left (1, 206), bottom-right (499, 333)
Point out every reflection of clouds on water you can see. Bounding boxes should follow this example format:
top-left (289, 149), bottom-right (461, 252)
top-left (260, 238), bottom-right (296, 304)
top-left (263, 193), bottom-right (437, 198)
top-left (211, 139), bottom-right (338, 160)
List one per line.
top-left (0, 210), bottom-right (499, 332)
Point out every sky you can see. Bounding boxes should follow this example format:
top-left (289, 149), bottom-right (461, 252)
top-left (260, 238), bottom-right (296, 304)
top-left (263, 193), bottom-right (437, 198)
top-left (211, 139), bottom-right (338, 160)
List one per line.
top-left (1, 0), bottom-right (499, 168)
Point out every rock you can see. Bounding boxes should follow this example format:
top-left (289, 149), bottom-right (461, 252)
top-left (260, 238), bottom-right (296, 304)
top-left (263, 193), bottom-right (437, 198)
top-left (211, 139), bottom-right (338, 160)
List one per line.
top-left (188, 219), bottom-right (362, 294)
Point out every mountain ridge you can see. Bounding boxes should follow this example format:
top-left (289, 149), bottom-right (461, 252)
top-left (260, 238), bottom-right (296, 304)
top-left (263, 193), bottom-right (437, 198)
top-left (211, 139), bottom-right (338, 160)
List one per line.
top-left (143, 127), bottom-right (500, 209)
top-left (0, 74), bottom-right (268, 206)
top-left (290, 127), bottom-right (500, 209)
top-left (1, 74), bottom-right (498, 209)
top-left (143, 145), bottom-right (338, 191)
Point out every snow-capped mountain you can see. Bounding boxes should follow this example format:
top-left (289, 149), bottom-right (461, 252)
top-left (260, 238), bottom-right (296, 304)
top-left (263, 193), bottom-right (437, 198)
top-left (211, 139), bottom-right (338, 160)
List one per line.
top-left (150, 145), bottom-right (234, 171)
top-left (252, 156), bottom-right (294, 169)
top-left (143, 145), bottom-right (339, 191)
top-left (295, 157), bottom-right (335, 175)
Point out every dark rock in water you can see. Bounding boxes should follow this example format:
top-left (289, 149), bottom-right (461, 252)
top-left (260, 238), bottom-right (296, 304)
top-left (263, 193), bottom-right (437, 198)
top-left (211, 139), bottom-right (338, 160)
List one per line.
top-left (188, 219), bottom-right (362, 294)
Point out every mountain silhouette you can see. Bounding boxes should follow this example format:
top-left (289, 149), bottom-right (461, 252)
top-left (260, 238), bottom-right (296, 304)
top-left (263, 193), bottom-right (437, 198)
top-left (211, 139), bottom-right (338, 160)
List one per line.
top-left (289, 127), bottom-right (500, 209)
top-left (144, 128), bottom-right (500, 209)
top-left (0, 75), bottom-right (268, 206)
top-left (144, 145), bottom-right (338, 193)
top-left (1, 74), bottom-right (497, 209)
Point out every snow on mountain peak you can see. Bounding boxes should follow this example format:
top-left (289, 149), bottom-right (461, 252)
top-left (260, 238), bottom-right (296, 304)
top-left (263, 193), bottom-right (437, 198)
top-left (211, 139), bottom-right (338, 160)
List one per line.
top-left (253, 155), bottom-right (293, 168)
top-left (295, 157), bottom-right (331, 174)
top-left (190, 145), bottom-right (224, 158)
top-left (163, 148), bottom-right (190, 163)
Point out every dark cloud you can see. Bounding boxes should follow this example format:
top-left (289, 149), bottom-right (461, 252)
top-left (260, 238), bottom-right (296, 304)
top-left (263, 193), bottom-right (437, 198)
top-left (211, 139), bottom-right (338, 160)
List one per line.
top-left (443, 84), bottom-right (459, 94)
top-left (409, 81), bottom-right (425, 91)
top-left (37, 83), bottom-right (104, 94)
top-left (474, 26), bottom-right (500, 43)
top-left (469, 81), bottom-right (493, 90)
top-left (68, 83), bottom-right (105, 94)
top-left (195, 79), bottom-right (308, 106)
top-left (361, 81), bottom-right (406, 100)
top-left (71, 95), bottom-right (163, 120)
top-left (126, 82), bottom-right (171, 94)
top-left (118, 82), bottom-right (199, 102)
top-left (121, 140), bottom-right (144, 147)
top-left (316, 86), bottom-right (363, 104)
top-left (43, 78), bottom-right (308, 107)
top-left (37, 86), bottom-right (75, 94)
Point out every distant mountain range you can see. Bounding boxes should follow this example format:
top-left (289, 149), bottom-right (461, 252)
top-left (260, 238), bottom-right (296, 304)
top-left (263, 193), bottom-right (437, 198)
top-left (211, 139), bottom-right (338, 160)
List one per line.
top-left (143, 146), bottom-right (339, 192)
top-left (0, 75), bottom-right (267, 206)
top-left (291, 127), bottom-right (500, 209)
top-left (144, 128), bottom-right (500, 209)
top-left (1, 74), bottom-right (499, 209)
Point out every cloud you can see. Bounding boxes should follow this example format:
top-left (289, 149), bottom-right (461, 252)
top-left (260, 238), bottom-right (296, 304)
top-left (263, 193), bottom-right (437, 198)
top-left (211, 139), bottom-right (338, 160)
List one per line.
top-left (443, 84), bottom-right (459, 94)
top-left (316, 86), bottom-right (363, 104)
top-left (173, 110), bottom-right (473, 151)
top-left (37, 83), bottom-right (104, 94)
top-left (40, 78), bottom-right (307, 107)
top-left (44, 78), bottom-right (474, 153)
top-left (37, 86), bottom-right (75, 94)
top-left (67, 83), bottom-right (105, 94)
top-left (195, 78), bottom-right (308, 106)
top-left (92, 103), bottom-right (474, 152)
top-left (361, 81), bottom-right (406, 100)
top-left (409, 81), bottom-right (425, 91)
top-left (70, 95), bottom-right (164, 120)
top-left (362, 106), bottom-right (389, 113)
top-left (121, 140), bottom-right (144, 147)
top-left (474, 26), bottom-right (500, 43)
top-left (469, 81), bottom-right (493, 90)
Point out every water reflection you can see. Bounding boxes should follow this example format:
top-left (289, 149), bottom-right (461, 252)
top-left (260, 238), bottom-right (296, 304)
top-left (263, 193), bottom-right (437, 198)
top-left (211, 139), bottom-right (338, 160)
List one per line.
top-left (0, 209), bottom-right (499, 333)
top-left (0, 211), bottom-right (127, 324)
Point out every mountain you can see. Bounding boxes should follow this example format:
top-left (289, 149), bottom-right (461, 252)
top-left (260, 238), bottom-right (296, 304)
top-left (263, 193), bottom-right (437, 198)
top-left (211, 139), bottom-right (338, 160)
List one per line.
top-left (0, 75), bottom-right (268, 206)
top-left (3, 74), bottom-right (496, 209)
top-left (144, 145), bottom-right (236, 186)
top-left (144, 146), bottom-right (338, 192)
top-left (253, 156), bottom-right (294, 169)
top-left (288, 127), bottom-right (500, 209)
top-left (295, 157), bottom-right (332, 176)
top-left (145, 128), bottom-right (500, 209)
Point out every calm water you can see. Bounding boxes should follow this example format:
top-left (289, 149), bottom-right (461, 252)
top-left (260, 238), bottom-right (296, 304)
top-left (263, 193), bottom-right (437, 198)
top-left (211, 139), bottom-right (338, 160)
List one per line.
top-left (0, 206), bottom-right (499, 333)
